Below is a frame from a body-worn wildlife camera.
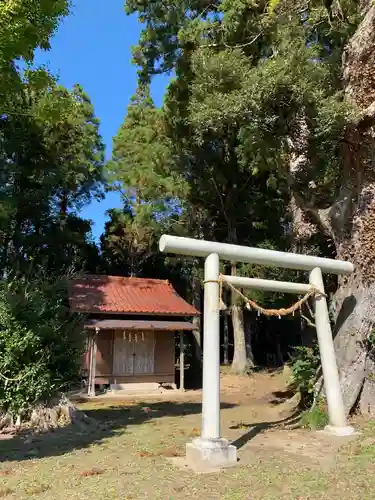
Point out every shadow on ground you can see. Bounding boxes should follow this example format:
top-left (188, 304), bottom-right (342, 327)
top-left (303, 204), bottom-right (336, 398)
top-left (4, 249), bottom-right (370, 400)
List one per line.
top-left (0, 401), bottom-right (235, 463)
top-left (231, 411), bottom-right (302, 450)
top-left (268, 389), bottom-right (296, 405)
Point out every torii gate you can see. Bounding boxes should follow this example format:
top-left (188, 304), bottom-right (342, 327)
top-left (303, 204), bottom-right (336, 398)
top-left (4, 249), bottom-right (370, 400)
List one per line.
top-left (159, 235), bottom-right (355, 470)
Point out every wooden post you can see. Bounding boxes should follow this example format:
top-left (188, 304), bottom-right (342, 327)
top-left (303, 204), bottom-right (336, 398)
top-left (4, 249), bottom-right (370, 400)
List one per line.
top-left (180, 331), bottom-right (185, 391)
top-left (92, 335), bottom-right (97, 396)
top-left (88, 328), bottom-right (99, 397)
top-left (87, 334), bottom-right (93, 396)
top-left (88, 334), bottom-right (94, 397)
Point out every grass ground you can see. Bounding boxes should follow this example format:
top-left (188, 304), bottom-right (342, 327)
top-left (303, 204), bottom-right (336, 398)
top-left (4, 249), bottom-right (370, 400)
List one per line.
top-left (1, 370), bottom-right (375, 500)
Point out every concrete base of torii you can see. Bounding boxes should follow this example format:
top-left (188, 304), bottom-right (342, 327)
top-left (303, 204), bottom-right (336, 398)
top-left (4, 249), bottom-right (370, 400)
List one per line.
top-left (186, 438), bottom-right (237, 471)
top-left (323, 425), bottom-right (357, 437)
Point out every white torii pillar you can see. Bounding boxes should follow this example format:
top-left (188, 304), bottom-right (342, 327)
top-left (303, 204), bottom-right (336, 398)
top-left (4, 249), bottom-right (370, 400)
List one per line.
top-left (159, 236), bottom-right (355, 469)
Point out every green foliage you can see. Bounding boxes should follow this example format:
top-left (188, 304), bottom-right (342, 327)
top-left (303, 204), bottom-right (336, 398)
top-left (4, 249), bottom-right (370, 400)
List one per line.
top-left (103, 86), bottom-right (189, 277)
top-left (0, 0), bottom-right (105, 279)
top-left (100, 206), bottom-right (159, 276)
top-left (123, 0), bottom-right (360, 272)
top-left (0, 70), bottom-right (105, 276)
top-left (300, 402), bottom-right (329, 430)
top-left (0, 2), bottom-right (105, 415)
top-left (125, 0), bottom-right (362, 224)
top-left (267, 0), bottom-right (281, 15)
top-left (0, 0), bottom-right (70, 107)
top-left (38, 82), bottom-right (105, 210)
top-left (0, 274), bottom-right (84, 416)
top-left (121, 0), bottom-right (361, 373)
top-left (289, 344), bottom-right (328, 430)
top-left (289, 343), bottom-right (321, 406)
top-left (121, 2), bottom-right (367, 374)
top-left (0, 0), bottom-right (70, 62)
top-left (108, 86), bottom-right (186, 209)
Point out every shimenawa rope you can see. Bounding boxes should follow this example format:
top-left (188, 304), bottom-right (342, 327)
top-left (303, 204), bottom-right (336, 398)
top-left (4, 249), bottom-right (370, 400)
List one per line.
top-left (204, 274), bottom-right (325, 319)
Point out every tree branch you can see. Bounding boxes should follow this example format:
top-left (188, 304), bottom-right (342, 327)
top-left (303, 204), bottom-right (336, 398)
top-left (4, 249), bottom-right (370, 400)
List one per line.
top-left (305, 299), bottom-right (315, 319)
top-left (300, 312), bottom-right (316, 328)
top-left (201, 31), bottom-right (263, 50)
top-left (209, 170), bottom-right (231, 226)
top-left (285, 172), bottom-right (333, 236)
top-left (0, 372), bottom-right (25, 382)
top-left (286, 168), bottom-right (354, 243)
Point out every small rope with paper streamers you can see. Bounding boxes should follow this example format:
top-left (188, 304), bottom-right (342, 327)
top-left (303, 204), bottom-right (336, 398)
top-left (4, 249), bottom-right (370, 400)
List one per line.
top-left (205, 275), bottom-right (326, 319)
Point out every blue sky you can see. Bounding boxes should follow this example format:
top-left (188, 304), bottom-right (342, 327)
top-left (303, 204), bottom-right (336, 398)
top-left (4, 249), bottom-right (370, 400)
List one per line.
top-left (34, 0), bottom-right (170, 240)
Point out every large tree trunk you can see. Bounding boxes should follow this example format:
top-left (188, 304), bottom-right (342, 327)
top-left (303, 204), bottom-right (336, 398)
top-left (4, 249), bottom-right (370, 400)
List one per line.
top-left (191, 263), bottom-right (202, 364)
top-left (230, 263), bottom-right (255, 374)
top-left (244, 311), bottom-right (256, 367)
top-left (329, 1), bottom-right (375, 416)
top-left (288, 2), bottom-right (375, 416)
top-left (332, 284), bottom-right (375, 415)
top-left (302, 2), bottom-right (375, 416)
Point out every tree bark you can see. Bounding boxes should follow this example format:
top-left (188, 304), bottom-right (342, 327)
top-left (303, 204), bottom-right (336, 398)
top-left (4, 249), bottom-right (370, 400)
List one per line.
top-left (330, 284), bottom-right (375, 415)
top-left (295, 3), bottom-right (375, 416)
top-left (244, 311), bottom-right (256, 367)
top-left (191, 263), bottom-right (202, 364)
top-left (329, 3), bottom-right (375, 416)
top-left (230, 263), bottom-right (255, 374)
top-left (359, 356), bottom-right (375, 417)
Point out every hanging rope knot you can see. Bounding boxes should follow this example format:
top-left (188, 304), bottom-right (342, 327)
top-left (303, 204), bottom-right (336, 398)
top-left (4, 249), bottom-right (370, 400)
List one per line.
top-left (203, 278), bottom-right (226, 310)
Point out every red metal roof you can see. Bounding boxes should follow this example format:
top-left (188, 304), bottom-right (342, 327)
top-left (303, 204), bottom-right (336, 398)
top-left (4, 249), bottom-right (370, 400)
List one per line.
top-left (69, 275), bottom-right (199, 316)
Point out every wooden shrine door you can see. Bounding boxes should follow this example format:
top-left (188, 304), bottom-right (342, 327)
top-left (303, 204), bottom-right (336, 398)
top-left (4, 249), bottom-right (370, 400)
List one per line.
top-left (113, 331), bottom-right (155, 376)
